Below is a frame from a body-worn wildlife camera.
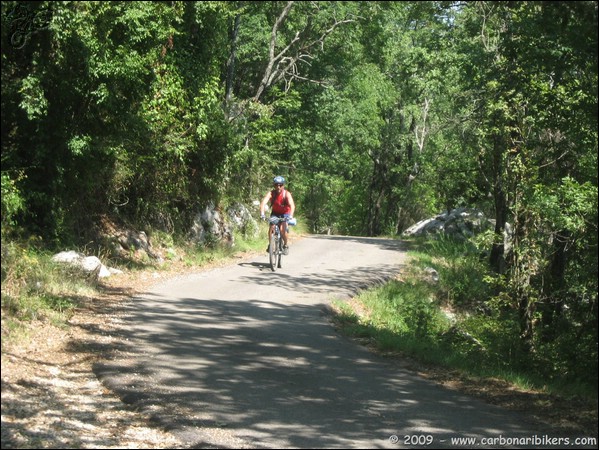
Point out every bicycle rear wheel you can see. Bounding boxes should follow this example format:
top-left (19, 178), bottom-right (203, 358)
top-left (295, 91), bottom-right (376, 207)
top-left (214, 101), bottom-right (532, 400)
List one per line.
top-left (268, 232), bottom-right (277, 271)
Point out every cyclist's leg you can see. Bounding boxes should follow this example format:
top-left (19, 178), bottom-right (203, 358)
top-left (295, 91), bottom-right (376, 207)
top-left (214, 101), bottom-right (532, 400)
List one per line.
top-left (279, 223), bottom-right (287, 245)
top-left (280, 222), bottom-right (289, 254)
top-left (267, 223), bottom-right (275, 251)
top-left (268, 225), bottom-right (278, 271)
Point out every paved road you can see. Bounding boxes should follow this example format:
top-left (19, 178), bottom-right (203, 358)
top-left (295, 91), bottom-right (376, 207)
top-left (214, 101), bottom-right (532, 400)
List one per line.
top-left (96, 235), bottom-right (581, 449)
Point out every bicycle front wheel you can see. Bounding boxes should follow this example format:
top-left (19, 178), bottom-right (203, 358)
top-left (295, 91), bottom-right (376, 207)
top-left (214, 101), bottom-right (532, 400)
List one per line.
top-left (268, 232), bottom-right (278, 272)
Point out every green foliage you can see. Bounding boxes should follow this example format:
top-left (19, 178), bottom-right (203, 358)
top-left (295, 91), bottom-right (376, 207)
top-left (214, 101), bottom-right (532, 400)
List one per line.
top-left (1, 239), bottom-right (96, 342)
top-left (18, 74), bottom-right (48, 120)
top-left (1, 171), bottom-right (26, 229)
top-left (458, 312), bottom-right (524, 370)
top-left (1, 0), bottom-right (597, 395)
top-left (333, 235), bottom-right (597, 397)
top-left (431, 239), bottom-right (492, 308)
top-left (334, 278), bottom-right (451, 359)
top-left (532, 177), bottom-right (598, 236)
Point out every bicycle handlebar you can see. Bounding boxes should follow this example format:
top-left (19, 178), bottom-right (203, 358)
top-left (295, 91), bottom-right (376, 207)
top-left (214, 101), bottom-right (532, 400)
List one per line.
top-left (267, 216), bottom-right (296, 226)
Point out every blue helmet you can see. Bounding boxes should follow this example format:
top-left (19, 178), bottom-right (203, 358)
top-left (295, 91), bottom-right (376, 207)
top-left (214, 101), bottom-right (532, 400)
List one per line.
top-left (273, 176), bottom-right (285, 185)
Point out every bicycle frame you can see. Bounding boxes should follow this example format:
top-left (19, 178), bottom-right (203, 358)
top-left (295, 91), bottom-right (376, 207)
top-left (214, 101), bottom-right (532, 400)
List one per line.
top-left (268, 217), bottom-right (288, 271)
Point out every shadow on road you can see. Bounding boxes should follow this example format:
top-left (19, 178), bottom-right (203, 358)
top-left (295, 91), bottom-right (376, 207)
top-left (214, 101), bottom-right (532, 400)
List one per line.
top-left (238, 261), bottom-right (271, 271)
top-left (94, 298), bottom-right (559, 449)
top-left (92, 235), bottom-right (588, 448)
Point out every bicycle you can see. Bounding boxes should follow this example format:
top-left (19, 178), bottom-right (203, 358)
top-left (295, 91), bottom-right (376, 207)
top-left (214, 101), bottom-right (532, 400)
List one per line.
top-left (266, 216), bottom-right (296, 271)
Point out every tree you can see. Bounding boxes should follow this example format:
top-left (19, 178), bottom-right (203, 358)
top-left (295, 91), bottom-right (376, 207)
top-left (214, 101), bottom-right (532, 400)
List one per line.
top-left (455, 1), bottom-right (598, 352)
top-left (222, 1), bottom-right (361, 205)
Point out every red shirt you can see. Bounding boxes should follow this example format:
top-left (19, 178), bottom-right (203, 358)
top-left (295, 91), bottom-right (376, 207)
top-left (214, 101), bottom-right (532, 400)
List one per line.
top-left (271, 189), bottom-right (291, 215)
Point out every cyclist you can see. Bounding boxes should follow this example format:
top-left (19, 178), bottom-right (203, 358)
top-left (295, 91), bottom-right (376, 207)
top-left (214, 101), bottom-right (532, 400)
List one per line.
top-left (260, 175), bottom-right (295, 254)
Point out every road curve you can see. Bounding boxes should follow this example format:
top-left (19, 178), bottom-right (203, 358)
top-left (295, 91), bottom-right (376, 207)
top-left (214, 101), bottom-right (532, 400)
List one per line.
top-left (96, 235), bottom-right (577, 449)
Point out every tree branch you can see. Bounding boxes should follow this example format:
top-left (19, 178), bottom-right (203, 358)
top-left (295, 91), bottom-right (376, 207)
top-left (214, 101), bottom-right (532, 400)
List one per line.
top-left (253, 2), bottom-right (356, 102)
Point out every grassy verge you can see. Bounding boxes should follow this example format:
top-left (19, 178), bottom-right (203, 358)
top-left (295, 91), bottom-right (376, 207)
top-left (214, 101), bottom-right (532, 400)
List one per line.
top-left (331, 236), bottom-right (597, 401)
top-left (1, 218), bottom-right (291, 349)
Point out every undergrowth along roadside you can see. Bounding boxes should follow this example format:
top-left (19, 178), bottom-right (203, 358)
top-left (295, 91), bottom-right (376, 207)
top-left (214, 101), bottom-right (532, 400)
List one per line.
top-left (1, 217), bottom-right (300, 348)
top-left (331, 236), bottom-right (598, 402)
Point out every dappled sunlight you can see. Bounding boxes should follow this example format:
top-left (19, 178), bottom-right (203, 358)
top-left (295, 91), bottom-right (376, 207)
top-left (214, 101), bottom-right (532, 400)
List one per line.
top-left (93, 236), bottom-right (583, 449)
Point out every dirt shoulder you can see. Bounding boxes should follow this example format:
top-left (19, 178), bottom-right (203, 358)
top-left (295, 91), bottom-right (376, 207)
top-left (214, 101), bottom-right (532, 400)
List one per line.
top-left (1, 268), bottom-right (187, 449)
top-left (2, 256), bottom-right (597, 448)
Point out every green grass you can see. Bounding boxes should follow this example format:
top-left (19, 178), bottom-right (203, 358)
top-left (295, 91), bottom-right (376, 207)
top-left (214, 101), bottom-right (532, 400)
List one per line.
top-left (1, 221), bottom-right (277, 348)
top-left (6, 226), bottom-right (594, 402)
top-left (331, 236), bottom-right (598, 400)
top-left (1, 240), bottom-right (98, 348)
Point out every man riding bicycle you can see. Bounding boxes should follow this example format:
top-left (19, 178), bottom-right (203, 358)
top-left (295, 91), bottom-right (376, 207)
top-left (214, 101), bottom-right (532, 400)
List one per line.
top-left (260, 176), bottom-right (295, 255)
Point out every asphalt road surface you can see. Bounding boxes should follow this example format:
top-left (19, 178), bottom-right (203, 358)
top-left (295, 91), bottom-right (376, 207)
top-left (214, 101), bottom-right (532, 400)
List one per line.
top-left (96, 235), bottom-right (587, 449)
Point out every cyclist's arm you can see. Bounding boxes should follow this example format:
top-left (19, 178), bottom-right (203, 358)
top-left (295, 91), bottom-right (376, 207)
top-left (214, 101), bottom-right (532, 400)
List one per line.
top-left (287, 192), bottom-right (296, 217)
top-left (259, 191), bottom-right (272, 217)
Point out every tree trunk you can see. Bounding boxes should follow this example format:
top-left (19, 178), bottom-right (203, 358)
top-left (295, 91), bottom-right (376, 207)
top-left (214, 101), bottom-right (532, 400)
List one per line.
top-left (490, 134), bottom-right (509, 274)
top-left (490, 187), bottom-right (508, 274)
top-left (225, 13), bottom-right (241, 113)
top-left (518, 291), bottom-right (535, 353)
top-left (539, 230), bottom-right (569, 342)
